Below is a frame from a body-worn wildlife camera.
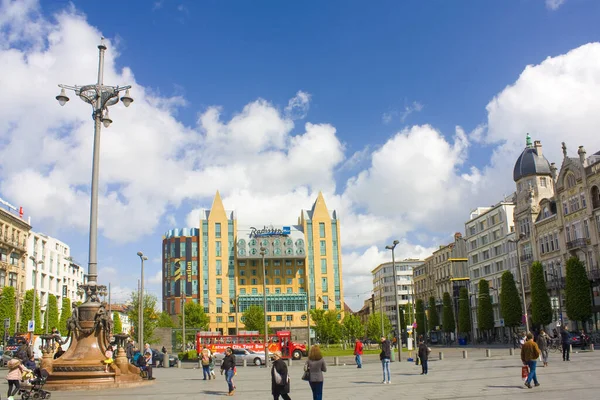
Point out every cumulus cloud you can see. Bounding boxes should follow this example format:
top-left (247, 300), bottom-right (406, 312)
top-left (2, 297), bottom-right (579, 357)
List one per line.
top-left (546, 0), bottom-right (565, 11)
top-left (284, 90), bottom-right (311, 120)
top-left (382, 101), bottom-right (424, 124)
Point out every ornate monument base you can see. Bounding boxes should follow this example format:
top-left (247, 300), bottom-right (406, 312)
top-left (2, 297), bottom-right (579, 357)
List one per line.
top-left (43, 286), bottom-right (150, 390)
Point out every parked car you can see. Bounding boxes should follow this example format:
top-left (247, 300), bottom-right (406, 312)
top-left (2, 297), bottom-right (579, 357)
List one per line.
top-left (213, 348), bottom-right (266, 366)
top-left (149, 349), bottom-right (178, 367)
top-left (1, 350), bottom-right (13, 367)
top-left (568, 331), bottom-right (590, 348)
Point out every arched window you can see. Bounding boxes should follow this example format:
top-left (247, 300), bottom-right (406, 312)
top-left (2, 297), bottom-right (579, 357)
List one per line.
top-left (592, 186), bottom-right (600, 209)
top-left (565, 173), bottom-right (576, 188)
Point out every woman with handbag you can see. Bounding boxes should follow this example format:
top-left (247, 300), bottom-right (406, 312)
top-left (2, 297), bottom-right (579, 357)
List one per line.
top-left (272, 352), bottom-right (291, 400)
top-left (304, 345), bottom-right (327, 400)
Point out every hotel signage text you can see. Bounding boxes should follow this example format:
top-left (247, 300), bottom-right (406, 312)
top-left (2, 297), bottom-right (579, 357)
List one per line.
top-left (249, 226), bottom-right (291, 238)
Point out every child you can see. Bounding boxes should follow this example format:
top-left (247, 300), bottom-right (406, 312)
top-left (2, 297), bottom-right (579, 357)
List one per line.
top-left (200, 349), bottom-right (212, 380)
top-left (104, 345), bottom-right (114, 373)
top-left (6, 358), bottom-right (25, 400)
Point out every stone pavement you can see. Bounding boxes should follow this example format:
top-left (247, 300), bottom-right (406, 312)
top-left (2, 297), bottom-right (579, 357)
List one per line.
top-left (5, 347), bottom-right (600, 399)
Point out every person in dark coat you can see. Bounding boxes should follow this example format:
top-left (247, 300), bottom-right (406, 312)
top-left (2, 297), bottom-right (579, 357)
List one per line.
top-left (271, 352), bottom-right (291, 400)
top-left (560, 325), bottom-right (570, 361)
top-left (417, 339), bottom-right (430, 375)
top-left (220, 347), bottom-right (236, 396)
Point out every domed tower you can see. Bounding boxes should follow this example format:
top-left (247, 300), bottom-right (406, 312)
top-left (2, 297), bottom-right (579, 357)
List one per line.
top-left (513, 134), bottom-right (555, 263)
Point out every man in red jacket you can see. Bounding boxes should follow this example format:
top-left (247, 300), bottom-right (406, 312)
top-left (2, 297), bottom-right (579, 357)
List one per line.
top-left (354, 339), bottom-right (364, 368)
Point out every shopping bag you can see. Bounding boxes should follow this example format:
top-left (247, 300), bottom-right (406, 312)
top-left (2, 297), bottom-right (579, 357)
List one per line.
top-left (521, 365), bottom-right (529, 379)
top-left (415, 356), bottom-right (420, 366)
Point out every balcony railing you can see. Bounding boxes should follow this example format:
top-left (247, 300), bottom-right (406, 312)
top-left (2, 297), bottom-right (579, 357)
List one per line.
top-left (587, 268), bottom-right (600, 282)
top-left (566, 238), bottom-right (588, 250)
top-left (520, 253), bottom-right (533, 262)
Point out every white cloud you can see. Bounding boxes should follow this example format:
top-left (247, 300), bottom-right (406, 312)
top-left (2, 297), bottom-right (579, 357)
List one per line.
top-left (546, 0), bottom-right (565, 11)
top-left (382, 101), bottom-right (424, 125)
top-left (284, 90), bottom-right (311, 120)
top-left (148, 269), bottom-right (163, 284)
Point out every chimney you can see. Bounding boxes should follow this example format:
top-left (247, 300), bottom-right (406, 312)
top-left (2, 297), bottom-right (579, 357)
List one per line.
top-left (578, 146), bottom-right (587, 166)
top-left (534, 140), bottom-right (543, 157)
top-left (550, 163), bottom-right (557, 181)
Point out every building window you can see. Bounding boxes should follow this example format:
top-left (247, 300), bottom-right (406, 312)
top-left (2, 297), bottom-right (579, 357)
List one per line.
top-left (286, 278), bottom-right (293, 285)
top-left (240, 279), bottom-right (246, 285)
top-left (240, 270), bottom-right (245, 276)
top-left (216, 260), bottom-right (222, 275)
top-left (252, 288), bottom-right (258, 295)
top-left (216, 279), bottom-right (222, 295)
top-left (584, 220), bottom-right (590, 239)
top-left (320, 240), bottom-right (326, 256)
top-left (321, 259), bottom-right (327, 274)
top-left (216, 241), bottom-right (221, 257)
top-left (251, 278), bottom-right (257, 285)
top-left (563, 202), bottom-right (568, 215)
top-left (275, 278), bottom-right (281, 285)
top-left (540, 177), bottom-right (547, 187)
top-left (581, 193), bottom-right (587, 209)
top-left (322, 277), bottom-right (328, 292)
top-left (9, 272), bottom-right (17, 287)
top-left (215, 223), bottom-right (221, 238)
top-left (319, 222), bottom-right (325, 238)
top-left (286, 269), bottom-right (292, 275)
top-left (566, 173), bottom-right (576, 188)
top-left (0, 270), bottom-right (5, 287)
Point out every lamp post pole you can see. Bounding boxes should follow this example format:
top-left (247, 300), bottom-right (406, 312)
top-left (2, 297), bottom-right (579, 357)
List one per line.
top-left (386, 240), bottom-right (401, 361)
top-left (379, 279), bottom-right (384, 338)
top-left (260, 247), bottom-right (269, 368)
top-left (137, 252), bottom-right (148, 347)
top-left (56, 38), bottom-right (133, 298)
top-left (28, 256), bottom-right (42, 333)
top-left (181, 279), bottom-right (186, 351)
top-left (509, 234), bottom-right (529, 333)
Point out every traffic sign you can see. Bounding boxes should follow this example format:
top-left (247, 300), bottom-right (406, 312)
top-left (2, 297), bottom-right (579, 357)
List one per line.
top-left (4, 318), bottom-right (9, 329)
top-left (28, 320), bottom-right (35, 332)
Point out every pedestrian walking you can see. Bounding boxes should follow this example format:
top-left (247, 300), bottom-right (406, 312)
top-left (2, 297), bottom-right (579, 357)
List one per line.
top-left (200, 348), bottom-right (213, 380)
top-left (380, 336), bottom-right (392, 384)
top-left (220, 347), bottom-right (236, 396)
top-left (271, 352), bottom-right (291, 400)
top-left (6, 358), bottom-right (25, 400)
top-left (560, 325), bottom-right (570, 361)
top-left (354, 338), bottom-right (363, 368)
top-left (305, 345), bottom-right (327, 400)
top-left (126, 339), bottom-right (134, 363)
top-left (521, 333), bottom-right (541, 389)
top-left (537, 330), bottom-right (549, 367)
top-left (417, 339), bottom-right (430, 375)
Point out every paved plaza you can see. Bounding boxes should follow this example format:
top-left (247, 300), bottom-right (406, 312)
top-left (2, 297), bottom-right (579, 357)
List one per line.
top-left (4, 347), bottom-right (600, 399)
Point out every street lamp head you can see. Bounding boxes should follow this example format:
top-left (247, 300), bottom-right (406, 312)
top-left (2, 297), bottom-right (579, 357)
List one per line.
top-left (55, 88), bottom-right (70, 106)
top-left (142, 256), bottom-right (148, 261)
top-left (120, 89), bottom-right (134, 107)
top-left (137, 251), bottom-right (144, 257)
top-left (260, 246), bottom-right (266, 251)
top-left (29, 255), bottom-right (36, 262)
top-left (101, 109), bottom-right (113, 128)
top-left (385, 245), bottom-right (392, 250)
top-left (393, 240), bottom-right (399, 245)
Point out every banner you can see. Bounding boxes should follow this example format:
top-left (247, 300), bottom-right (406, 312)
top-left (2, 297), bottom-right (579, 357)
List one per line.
top-left (186, 237), bottom-right (192, 296)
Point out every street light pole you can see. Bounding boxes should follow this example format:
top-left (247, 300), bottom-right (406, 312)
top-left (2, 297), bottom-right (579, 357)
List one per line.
top-left (137, 252), bottom-right (148, 347)
top-left (509, 233), bottom-right (530, 333)
top-left (260, 247), bottom-right (269, 368)
top-left (56, 37), bottom-right (133, 294)
top-left (181, 279), bottom-right (186, 351)
top-left (28, 256), bottom-right (43, 332)
top-left (378, 279), bottom-right (384, 338)
top-left (386, 240), bottom-right (401, 362)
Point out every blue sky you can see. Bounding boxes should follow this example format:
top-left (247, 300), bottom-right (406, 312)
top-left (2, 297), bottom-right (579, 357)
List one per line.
top-left (1, 0), bottom-right (600, 310)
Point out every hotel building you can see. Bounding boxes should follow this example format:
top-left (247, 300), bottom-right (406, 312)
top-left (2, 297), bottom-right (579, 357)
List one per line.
top-left (162, 192), bottom-right (344, 339)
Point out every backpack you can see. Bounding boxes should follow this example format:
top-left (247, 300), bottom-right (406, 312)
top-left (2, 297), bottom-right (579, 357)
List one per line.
top-left (201, 355), bottom-right (210, 366)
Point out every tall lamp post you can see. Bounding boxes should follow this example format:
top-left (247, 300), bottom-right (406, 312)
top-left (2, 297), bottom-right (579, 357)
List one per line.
top-left (29, 256), bottom-right (43, 333)
top-left (56, 37), bottom-right (133, 292)
top-left (508, 233), bottom-right (529, 333)
top-left (385, 240), bottom-right (402, 361)
top-left (260, 246), bottom-right (269, 368)
top-left (137, 252), bottom-right (148, 347)
top-left (549, 262), bottom-right (564, 324)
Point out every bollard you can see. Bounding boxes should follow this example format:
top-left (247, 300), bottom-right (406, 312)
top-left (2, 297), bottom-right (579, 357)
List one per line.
top-left (591, 344), bottom-right (595, 352)
top-left (486, 349), bottom-right (491, 358)
top-left (570, 344), bottom-right (573, 354)
top-left (243, 359), bottom-right (247, 367)
top-left (286, 358), bottom-right (292, 366)
top-left (177, 359), bottom-right (182, 369)
top-left (438, 352), bottom-right (444, 360)
top-left (462, 350), bottom-right (468, 359)
top-left (334, 357), bottom-right (339, 366)
top-left (509, 348), bottom-right (514, 356)
top-left (164, 352), bottom-right (170, 368)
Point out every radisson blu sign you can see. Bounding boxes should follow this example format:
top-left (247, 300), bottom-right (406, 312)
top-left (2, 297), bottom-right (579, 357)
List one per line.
top-left (249, 226), bottom-right (291, 238)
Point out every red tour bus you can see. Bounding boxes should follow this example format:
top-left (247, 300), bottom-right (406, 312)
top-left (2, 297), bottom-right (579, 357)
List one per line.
top-left (196, 330), bottom-right (308, 360)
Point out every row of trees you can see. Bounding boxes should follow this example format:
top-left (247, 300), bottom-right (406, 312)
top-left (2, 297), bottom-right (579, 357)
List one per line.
top-left (0, 288), bottom-right (64, 336)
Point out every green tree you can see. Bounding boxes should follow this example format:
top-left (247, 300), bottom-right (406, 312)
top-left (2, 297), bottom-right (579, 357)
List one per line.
top-left (19, 289), bottom-right (42, 334)
top-left (242, 305), bottom-right (266, 334)
top-left (415, 299), bottom-right (426, 336)
top-left (477, 280), bottom-right (495, 338)
top-left (458, 287), bottom-right (471, 338)
top-left (179, 302), bottom-right (210, 330)
top-left (310, 309), bottom-right (342, 344)
top-left (113, 312), bottom-right (123, 334)
top-left (530, 261), bottom-right (553, 328)
top-left (127, 291), bottom-right (159, 344)
top-left (341, 314), bottom-right (364, 342)
top-left (366, 312), bottom-right (392, 341)
top-left (442, 292), bottom-right (455, 334)
top-left (0, 286), bottom-right (16, 337)
top-left (428, 296), bottom-right (439, 330)
top-left (565, 256), bottom-right (593, 328)
top-left (500, 271), bottom-right (521, 332)
top-left (59, 297), bottom-right (71, 335)
top-left (157, 311), bottom-right (176, 328)
top-left (44, 294), bottom-right (59, 333)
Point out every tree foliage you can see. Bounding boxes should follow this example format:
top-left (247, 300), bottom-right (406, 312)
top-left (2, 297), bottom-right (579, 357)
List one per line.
top-left (341, 314), bottom-right (364, 342)
top-left (530, 261), bottom-right (553, 327)
top-left (0, 286), bottom-right (16, 337)
top-left (442, 292), bottom-right (455, 334)
top-left (310, 309), bottom-right (342, 344)
top-left (428, 296), bottom-right (439, 329)
top-left (19, 289), bottom-right (42, 334)
top-left (59, 297), bottom-right (71, 335)
top-left (127, 291), bottom-right (159, 344)
top-left (458, 287), bottom-right (471, 336)
top-left (366, 312), bottom-right (392, 341)
top-left (500, 271), bottom-right (521, 329)
top-left (565, 257), bottom-right (593, 325)
top-left (477, 280), bottom-right (495, 333)
top-left (242, 305), bottom-right (266, 334)
top-left (179, 302), bottom-right (210, 330)
top-left (157, 311), bottom-right (176, 328)
top-left (44, 294), bottom-right (59, 333)
top-left (415, 299), bottom-right (426, 336)
top-left (113, 312), bottom-right (123, 334)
